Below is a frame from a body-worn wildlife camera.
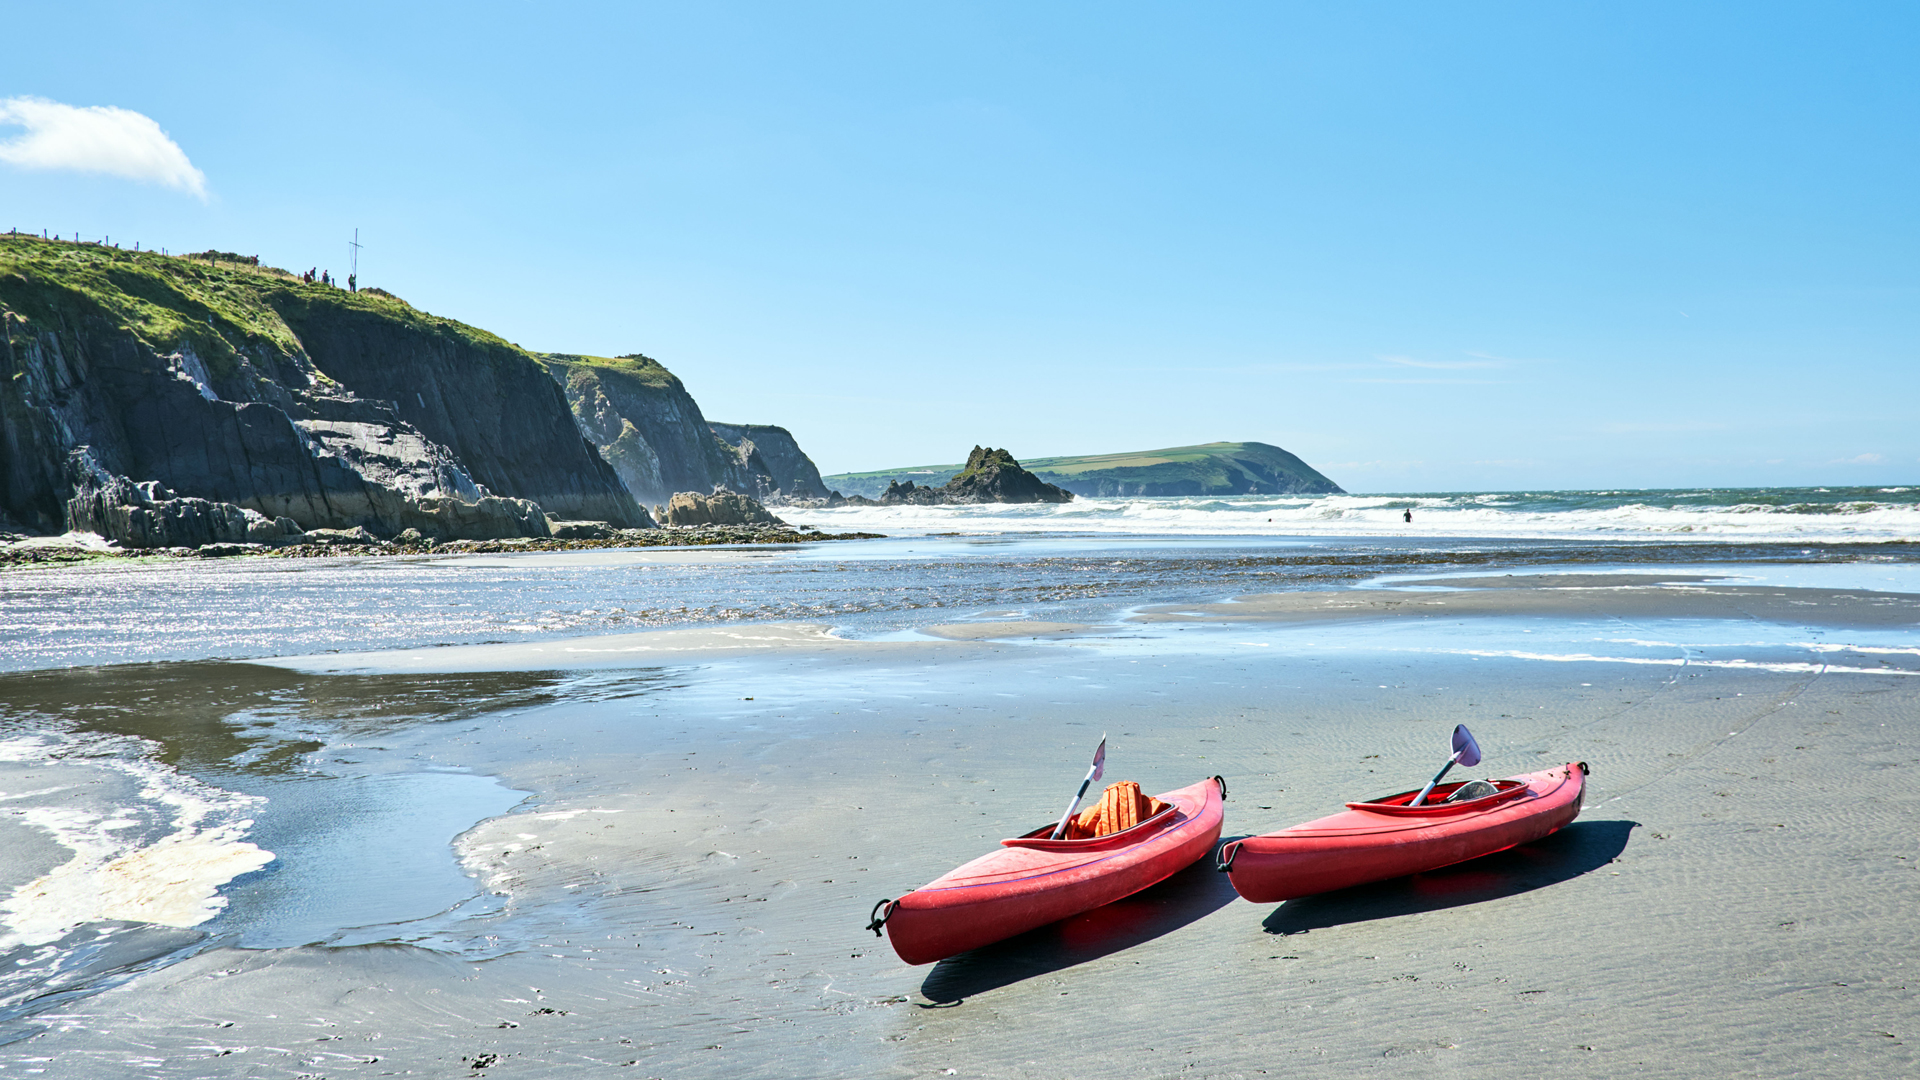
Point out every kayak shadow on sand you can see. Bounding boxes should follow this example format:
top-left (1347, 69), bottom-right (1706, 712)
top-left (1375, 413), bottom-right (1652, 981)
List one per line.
top-left (1261, 819), bottom-right (1637, 936)
top-left (917, 857), bottom-right (1238, 1005)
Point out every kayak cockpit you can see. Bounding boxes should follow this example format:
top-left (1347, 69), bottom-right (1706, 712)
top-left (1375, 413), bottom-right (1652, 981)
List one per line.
top-left (1346, 777), bottom-right (1531, 815)
top-left (1001, 802), bottom-right (1182, 850)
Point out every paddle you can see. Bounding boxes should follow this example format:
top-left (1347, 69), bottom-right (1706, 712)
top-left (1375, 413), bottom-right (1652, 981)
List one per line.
top-left (1048, 734), bottom-right (1108, 839)
top-left (1408, 723), bottom-right (1482, 806)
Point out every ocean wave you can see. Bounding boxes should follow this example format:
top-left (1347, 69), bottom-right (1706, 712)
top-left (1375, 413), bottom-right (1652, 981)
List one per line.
top-left (0, 729), bottom-right (271, 950)
top-left (783, 487), bottom-right (1920, 542)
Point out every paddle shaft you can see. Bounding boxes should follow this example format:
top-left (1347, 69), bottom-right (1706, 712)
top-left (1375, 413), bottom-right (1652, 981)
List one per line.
top-left (1409, 755), bottom-right (1460, 807)
top-left (1050, 770), bottom-right (1099, 840)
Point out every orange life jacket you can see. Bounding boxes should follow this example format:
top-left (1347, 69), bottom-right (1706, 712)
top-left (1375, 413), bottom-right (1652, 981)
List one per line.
top-left (1062, 780), bottom-right (1171, 839)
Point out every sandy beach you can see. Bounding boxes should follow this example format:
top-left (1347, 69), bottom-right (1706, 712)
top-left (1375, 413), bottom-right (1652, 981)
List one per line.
top-left (1, 562), bottom-right (1912, 1078)
top-left (7, 2), bottom-right (1917, 1073)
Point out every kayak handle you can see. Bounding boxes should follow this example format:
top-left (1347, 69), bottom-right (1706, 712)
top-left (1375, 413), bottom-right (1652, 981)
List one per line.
top-left (1577, 761), bottom-right (1590, 775)
top-left (1215, 839), bottom-right (1240, 873)
top-left (865, 898), bottom-right (897, 937)
top-left (1213, 775), bottom-right (1228, 800)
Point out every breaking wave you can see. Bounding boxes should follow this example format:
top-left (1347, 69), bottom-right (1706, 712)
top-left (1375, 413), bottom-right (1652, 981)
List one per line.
top-left (786, 486), bottom-right (1920, 543)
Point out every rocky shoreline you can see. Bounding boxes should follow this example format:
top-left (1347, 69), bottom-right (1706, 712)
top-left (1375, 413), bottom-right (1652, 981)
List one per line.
top-left (0, 525), bottom-right (885, 568)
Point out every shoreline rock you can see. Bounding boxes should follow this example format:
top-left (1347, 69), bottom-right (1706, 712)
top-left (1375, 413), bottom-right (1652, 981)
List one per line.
top-left (0, 525), bottom-right (886, 568)
top-left (659, 490), bottom-right (783, 527)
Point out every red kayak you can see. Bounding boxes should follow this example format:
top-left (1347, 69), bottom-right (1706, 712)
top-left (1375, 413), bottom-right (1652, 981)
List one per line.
top-left (870, 776), bottom-right (1227, 965)
top-left (1219, 763), bottom-right (1587, 904)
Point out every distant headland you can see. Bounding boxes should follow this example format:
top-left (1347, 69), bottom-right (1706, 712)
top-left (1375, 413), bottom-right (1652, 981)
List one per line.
top-left (824, 441), bottom-right (1344, 500)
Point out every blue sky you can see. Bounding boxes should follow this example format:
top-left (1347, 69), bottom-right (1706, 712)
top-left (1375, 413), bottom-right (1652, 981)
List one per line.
top-left (3, 2), bottom-right (1915, 490)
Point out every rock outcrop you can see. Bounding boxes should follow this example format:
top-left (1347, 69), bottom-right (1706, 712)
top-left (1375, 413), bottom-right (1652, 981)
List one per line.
top-left (660, 490), bottom-right (784, 527)
top-left (871, 445), bottom-right (1082, 503)
top-left (876, 447), bottom-right (1073, 506)
top-left (64, 453), bottom-right (306, 548)
top-left (943, 446), bottom-right (1075, 504)
top-left (541, 353), bottom-right (836, 505)
top-left (0, 236), bottom-right (650, 546)
top-left (876, 479), bottom-right (946, 505)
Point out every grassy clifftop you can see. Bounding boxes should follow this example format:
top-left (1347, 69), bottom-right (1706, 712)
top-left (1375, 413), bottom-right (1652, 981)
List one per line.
top-left (0, 234), bottom-right (531, 383)
top-left (537, 351), bottom-right (682, 391)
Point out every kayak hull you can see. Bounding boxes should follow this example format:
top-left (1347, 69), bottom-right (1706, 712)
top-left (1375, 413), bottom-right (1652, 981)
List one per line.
top-left (882, 777), bottom-right (1226, 965)
top-left (1222, 763), bottom-right (1587, 904)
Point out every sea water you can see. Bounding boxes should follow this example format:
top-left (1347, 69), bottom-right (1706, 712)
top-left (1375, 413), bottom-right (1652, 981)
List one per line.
top-left (791, 485), bottom-right (1920, 541)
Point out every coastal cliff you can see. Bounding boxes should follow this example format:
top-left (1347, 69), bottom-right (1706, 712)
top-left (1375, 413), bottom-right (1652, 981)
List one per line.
top-left (0, 236), bottom-right (648, 544)
top-left (541, 353), bottom-right (832, 504)
top-left (707, 422), bottom-right (830, 501)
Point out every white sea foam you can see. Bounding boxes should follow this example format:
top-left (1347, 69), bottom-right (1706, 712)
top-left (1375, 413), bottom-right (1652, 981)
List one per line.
top-left (0, 729), bottom-right (273, 948)
top-left (785, 491), bottom-right (1920, 542)
top-left (1429, 649), bottom-right (1913, 676)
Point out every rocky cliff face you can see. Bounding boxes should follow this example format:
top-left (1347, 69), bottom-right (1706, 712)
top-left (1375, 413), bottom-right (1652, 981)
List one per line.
top-left (542, 354), bottom-right (833, 504)
top-left (707, 422), bottom-right (830, 499)
top-left (0, 237), bottom-right (648, 545)
top-left (541, 354), bottom-right (721, 507)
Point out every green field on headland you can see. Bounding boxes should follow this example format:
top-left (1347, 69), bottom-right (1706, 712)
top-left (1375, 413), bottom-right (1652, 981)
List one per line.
top-left (824, 441), bottom-right (1343, 498)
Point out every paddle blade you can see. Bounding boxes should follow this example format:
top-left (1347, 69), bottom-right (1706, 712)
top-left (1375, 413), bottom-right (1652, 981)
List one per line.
top-left (1451, 724), bottom-right (1482, 767)
top-left (1089, 735), bottom-right (1107, 783)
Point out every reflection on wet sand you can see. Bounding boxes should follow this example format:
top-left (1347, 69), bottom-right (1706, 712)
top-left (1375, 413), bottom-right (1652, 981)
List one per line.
top-left (0, 662), bottom-right (679, 1034)
top-left (0, 663), bottom-right (604, 774)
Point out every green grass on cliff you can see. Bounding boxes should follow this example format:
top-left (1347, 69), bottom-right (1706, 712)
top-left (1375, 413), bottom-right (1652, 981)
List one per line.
top-left (1, 234), bottom-right (305, 376)
top-left (1018, 442), bottom-right (1273, 475)
top-left (0, 233), bottom-right (557, 382)
top-left (537, 352), bottom-right (682, 391)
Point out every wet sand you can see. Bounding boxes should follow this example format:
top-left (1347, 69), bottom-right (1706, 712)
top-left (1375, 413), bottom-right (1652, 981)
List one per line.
top-left (1138, 576), bottom-right (1920, 630)
top-left (4, 575), bottom-right (1916, 1077)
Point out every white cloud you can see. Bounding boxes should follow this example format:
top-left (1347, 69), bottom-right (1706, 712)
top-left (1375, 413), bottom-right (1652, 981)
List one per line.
top-left (1463, 350), bottom-right (1557, 365)
top-left (0, 96), bottom-right (206, 198)
top-left (1831, 452), bottom-right (1884, 465)
top-left (1593, 420), bottom-right (1730, 434)
top-left (1378, 354), bottom-right (1504, 370)
top-left (1344, 376), bottom-right (1505, 385)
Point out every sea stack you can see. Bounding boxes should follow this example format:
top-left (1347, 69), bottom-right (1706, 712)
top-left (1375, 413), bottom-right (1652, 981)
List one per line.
top-left (876, 447), bottom-right (1073, 506)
